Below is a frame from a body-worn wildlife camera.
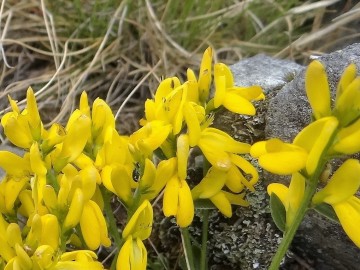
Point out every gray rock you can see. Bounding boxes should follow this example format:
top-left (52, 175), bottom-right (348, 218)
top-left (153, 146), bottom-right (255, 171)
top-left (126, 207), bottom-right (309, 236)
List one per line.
top-left (231, 54), bottom-right (303, 94)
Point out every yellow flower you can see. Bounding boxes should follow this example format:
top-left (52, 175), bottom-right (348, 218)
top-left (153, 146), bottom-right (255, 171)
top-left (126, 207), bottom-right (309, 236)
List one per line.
top-left (250, 138), bottom-right (307, 175)
top-left (312, 159), bottom-right (360, 247)
top-left (129, 120), bottom-right (172, 159)
top-left (198, 47), bottom-right (213, 103)
top-left (267, 172), bottom-right (305, 228)
top-left (54, 250), bottom-right (104, 270)
top-left (191, 166), bottom-right (251, 217)
top-left (209, 190), bottom-right (249, 218)
top-left (293, 116), bottom-right (339, 175)
top-left (163, 176), bottom-right (194, 227)
top-left (80, 200), bottom-right (111, 250)
top-left (305, 60), bottom-right (331, 120)
top-left (117, 235), bottom-right (147, 270)
top-left (141, 158), bottom-right (177, 202)
top-left (53, 111), bottom-right (91, 172)
top-left (117, 200), bottom-right (153, 270)
top-left (213, 63), bottom-right (263, 115)
top-left (333, 117), bottom-right (360, 154)
top-left (122, 200), bottom-right (153, 240)
top-left (334, 65), bottom-right (360, 127)
top-left (1, 88), bottom-right (43, 148)
top-left (198, 127), bottom-right (250, 171)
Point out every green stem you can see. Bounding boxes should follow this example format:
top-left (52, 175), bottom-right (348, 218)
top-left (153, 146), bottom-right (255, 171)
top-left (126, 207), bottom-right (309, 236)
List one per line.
top-left (181, 227), bottom-right (196, 270)
top-left (100, 186), bottom-right (122, 247)
top-left (269, 180), bottom-right (317, 270)
top-left (200, 209), bottom-right (210, 270)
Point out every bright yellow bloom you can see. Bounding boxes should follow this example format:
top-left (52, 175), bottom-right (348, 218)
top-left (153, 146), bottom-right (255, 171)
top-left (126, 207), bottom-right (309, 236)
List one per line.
top-left (117, 235), bottom-right (147, 270)
top-left (198, 47), bottom-right (213, 103)
top-left (293, 116), bottom-right (339, 175)
top-left (268, 172), bottom-right (305, 228)
top-left (141, 158), bottom-right (177, 202)
top-left (1, 88), bottom-right (43, 148)
top-left (305, 60), bottom-right (331, 120)
top-left (213, 63), bottom-right (263, 115)
top-left (117, 200), bottom-right (153, 270)
top-left (54, 250), bottom-right (104, 270)
top-left (198, 127), bottom-right (250, 171)
top-left (53, 111), bottom-right (91, 172)
top-left (129, 120), bottom-right (172, 159)
top-left (312, 159), bottom-right (360, 247)
top-left (163, 176), bottom-right (194, 227)
top-left (333, 117), bottom-right (360, 154)
top-left (80, 200), bottom-right (111, 250)
top-left (122, 200), bottom-right (153, 240)
top-left (208, 190), bottom-right (249, 218)
top-left (250, 138), bottom-right (307, 175)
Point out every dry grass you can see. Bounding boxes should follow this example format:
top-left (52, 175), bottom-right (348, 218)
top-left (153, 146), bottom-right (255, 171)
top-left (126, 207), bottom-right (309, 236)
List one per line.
top-left (0, 0), bottom-right (358, 136)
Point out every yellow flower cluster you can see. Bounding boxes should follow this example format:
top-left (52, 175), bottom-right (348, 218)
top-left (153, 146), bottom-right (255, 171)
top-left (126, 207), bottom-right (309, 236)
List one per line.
top-left (251, 61), bottom-right (360, 247)
top-left (133, 47), bottom-right (263, 226)
top-left (0, 47), bottom-right (263, 269)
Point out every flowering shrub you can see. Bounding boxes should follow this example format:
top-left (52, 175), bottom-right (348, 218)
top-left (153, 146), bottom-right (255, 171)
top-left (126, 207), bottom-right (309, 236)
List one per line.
top-left (0, 48), bottom-right (263, 269)
top-left (1, 47), bottom-right (359, 269)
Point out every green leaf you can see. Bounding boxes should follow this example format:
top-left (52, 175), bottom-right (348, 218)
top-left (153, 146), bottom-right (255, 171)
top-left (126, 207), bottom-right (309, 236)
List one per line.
top-left (194, 199), bottom-right (217, 210)
top-left (270, 192), bottom-right (286, 232)
top-left (313, 203), bottom-right (340, 223)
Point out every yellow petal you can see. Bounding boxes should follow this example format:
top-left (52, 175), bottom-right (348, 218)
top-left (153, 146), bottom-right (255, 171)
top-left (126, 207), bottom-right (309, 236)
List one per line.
top-left (80, 201), bottom-right (101, 250)
top-left (26, 87), bottom-right (42, 140)
top-left (2, 114), bottom-right (33, 149)
top-left (294, 116), bottom-right (338, 175)
top-left (6, 223), bottom-right (22, 247)
top-left (117, 237), bottom-right (132, 270)
top-left (210, 191), bottom-right (232, 217)
top-left (214, 70), bottom-right (226, 108)
top-left (267, 183), bottom-right (288, 208)
top-left (41, 214), bottom-right (60, 250)
top-left (305, 60), bottom-right (331, 119)
top-left (191, 167), bottom-right (227, 199)
top-left (336, 63), bottom-right (357, 102)
top-left (30, 142), bottom-right (47, 176)
top-left (176, 134), bottom-right (189, 180)
top-left (231, 154), bottom-right (259, 188)
top-left (111, 165), bottom-right (133, 205)
top-left (228, 85), bottom-right (263, 101)
top-left (122, 200), bottom-right (153, 240)
top-left (144, 158), bottom-right (177, 201)
top-left (259, 151), bottom-right (307, 175)
top-left (286, 173), bottom-right (305, 226)
top-left (154, 77), bottom-right (181, 105)
top-left (63, 188), bottom-right (84, 231)
top-left (223, 92), bottom-right (256, 115)
top-left (183, 102), bottom-right (201, 146)
top-left (223, 191), bottom-right (249, 207)
top-left (198, 47), bottom-right (213, 102)
top-left (89, 200), bottom-right (111, 247)
top-left (334, 77), bottom-right (360, 126)
top-left (333, 117), bottom-right (360, 154)
top-left (313, 159), bottom-right (360, 205)
top-left (333, 196), bottom-right (360, 247)
top-left (79, 91), bottom-right (90, 117)
top-left (176, 180), bottom-right (194, 227)
top-left (226, 165), bottom-right (245, 193)
top-left (163, 176), bottom-right (180, 217)
top-left (139, 158), bottom-right (156, 190)
top-left (0, 151), bottom-right (30, 176)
